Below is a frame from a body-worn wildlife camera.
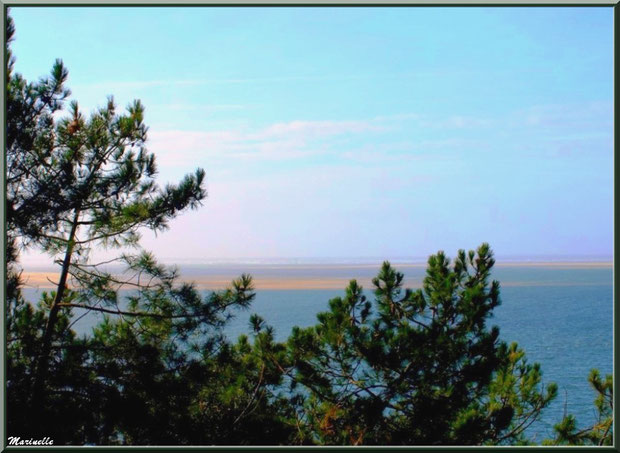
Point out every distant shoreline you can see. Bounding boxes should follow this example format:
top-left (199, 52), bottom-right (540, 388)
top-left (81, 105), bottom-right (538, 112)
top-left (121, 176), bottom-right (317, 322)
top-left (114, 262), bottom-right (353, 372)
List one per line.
top-left (18, 260), bottom-right (614, 272)
top-left (494, 261), bottom-right (612, 268)
top-left (19, 261), bottom-right (613, 291)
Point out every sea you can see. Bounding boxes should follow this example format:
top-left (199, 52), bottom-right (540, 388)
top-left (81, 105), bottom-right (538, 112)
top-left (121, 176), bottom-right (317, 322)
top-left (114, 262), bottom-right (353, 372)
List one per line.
top-left (20, 263), bottom-right (613, 444)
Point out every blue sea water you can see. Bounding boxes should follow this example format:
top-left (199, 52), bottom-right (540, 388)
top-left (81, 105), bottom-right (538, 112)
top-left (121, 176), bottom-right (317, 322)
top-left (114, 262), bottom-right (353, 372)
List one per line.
top-left (21, 265), bottom-right (613, 443)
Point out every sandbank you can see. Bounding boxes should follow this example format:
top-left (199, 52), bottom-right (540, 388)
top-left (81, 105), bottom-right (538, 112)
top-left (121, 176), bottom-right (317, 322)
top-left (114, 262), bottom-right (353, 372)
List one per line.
top-left (19, 261), bottom-right (613, 291)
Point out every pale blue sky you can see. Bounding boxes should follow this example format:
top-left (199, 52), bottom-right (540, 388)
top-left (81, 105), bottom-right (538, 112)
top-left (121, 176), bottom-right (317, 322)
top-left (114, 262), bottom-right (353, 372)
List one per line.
top-left (11, 7), bottom-right (613, 263)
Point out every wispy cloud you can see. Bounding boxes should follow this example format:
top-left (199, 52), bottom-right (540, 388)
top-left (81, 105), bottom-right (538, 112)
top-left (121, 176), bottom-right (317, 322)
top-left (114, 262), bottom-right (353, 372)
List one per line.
top-left (147, 99), bottom-right (613, 172)
top-left (148, 118), bottom-right (387, 166)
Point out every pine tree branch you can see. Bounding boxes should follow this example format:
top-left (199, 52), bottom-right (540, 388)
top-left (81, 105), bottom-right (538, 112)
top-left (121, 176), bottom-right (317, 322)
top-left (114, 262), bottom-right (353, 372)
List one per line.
top-left (56, 303), bottom-right (212, 320)
top-left (496, 398), bottom-right (546, 442)
top-left (233, 364), bottom-right (266, 426)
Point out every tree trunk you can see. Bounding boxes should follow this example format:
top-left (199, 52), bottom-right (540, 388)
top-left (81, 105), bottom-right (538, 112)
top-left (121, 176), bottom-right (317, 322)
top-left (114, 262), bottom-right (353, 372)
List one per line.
top-left (31, 209), bottom-right (80, 406)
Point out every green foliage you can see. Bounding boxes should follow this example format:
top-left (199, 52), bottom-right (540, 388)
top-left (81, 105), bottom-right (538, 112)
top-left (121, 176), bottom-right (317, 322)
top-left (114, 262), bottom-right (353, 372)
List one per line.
top-left (6, 10), bottom-right (207, 405)
top-left (484, 343), bottom-right (557, 445)
top-left (7, 290), bottom-right (106, 442)
top-left (6, 14), bottom-right (71, 244)
top-left (72, 284), bottom-right (293, 445)
top-left (279, 245), bottom-right (558, 445)
top-left (7, 274), bottom-right (294, 444)
top-left (543, 369), bottom-right (613, 446)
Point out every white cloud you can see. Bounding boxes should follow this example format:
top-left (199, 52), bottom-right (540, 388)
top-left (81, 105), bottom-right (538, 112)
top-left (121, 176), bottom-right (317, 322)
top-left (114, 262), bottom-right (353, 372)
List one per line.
top-left (148, 118), bottom-right (388, 167)
top-left (146, 99), bottom-right (612, 178)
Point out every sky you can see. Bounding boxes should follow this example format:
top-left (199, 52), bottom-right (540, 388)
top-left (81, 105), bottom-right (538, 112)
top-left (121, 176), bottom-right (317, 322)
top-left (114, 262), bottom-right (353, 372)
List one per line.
top-left (9, 6), bottom-right (614, 265)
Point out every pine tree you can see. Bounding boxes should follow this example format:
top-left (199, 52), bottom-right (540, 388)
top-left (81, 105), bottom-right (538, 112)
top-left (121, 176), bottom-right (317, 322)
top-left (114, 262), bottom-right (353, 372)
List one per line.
top-left (277, 244), bottom-right (558, 445)
top-left (5, 13), bottom-right (264, 441)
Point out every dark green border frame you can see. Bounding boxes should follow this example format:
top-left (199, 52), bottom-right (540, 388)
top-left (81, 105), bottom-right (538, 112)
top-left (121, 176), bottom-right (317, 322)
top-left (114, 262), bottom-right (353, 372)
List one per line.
top-left (0, 2), bottom-right (616, 451)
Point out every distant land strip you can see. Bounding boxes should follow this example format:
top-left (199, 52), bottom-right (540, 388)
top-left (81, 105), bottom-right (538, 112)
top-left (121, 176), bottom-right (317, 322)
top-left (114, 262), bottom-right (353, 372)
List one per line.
top-left (20, 261), bottom-right (613, 291)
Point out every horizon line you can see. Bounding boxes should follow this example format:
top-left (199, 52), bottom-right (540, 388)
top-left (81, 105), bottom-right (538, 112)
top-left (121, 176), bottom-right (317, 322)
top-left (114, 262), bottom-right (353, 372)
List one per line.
top-left (18, 256), bottom-right (614, 272)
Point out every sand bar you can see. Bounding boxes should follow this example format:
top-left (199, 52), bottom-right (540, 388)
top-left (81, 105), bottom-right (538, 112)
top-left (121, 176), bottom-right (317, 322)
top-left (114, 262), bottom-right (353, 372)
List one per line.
top-left (19, 261), bottom-right (613, 291)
